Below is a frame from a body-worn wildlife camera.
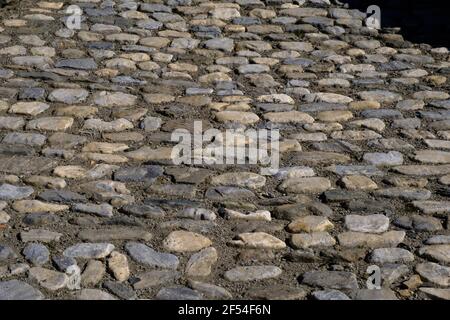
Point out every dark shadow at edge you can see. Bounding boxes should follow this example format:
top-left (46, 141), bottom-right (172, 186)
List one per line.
top-left (344, 0), bottom-right (450, 48)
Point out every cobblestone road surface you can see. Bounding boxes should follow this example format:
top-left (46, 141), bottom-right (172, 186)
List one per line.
top-left (0, 0), bottom-right (449, 300)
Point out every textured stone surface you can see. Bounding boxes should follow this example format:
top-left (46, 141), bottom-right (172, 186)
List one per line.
top-left (0, 0), bottom-right (447, 300)
top-left (0, 280), bottom-right (44, 300)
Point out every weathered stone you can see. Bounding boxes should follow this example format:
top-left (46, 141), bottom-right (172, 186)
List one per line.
top-left (287, 216), bottom-right (333, 233)
top-left (416, 263), bottom-right (450, 287)
top-left (23, 243), bottom-right (49, 266)
top-left (414, 151), bottom-right (450, 164)
top-left (9, 102), bottom-right (49, 115)
top-left (163, 231), bottom-right (212, 253)
top-left (156, 287), bottom-right (203, 300)
top-left (73, 203), bottom-right (113, 218)
top-left (364, 151), bottom-right (404, 166)
top-left (413, 201), bottom-right (450, 215)
top-left (302, 271), bottom-right (358, 290)
top-left (345, 215), bottom-right (389, 234)
top-left (230, 232), bottom-right (286, 250)
top-left (341, 175), bottom-right (378, 190)
top-left (338, 231), bottom-right (406, 248)
top-left (55, 58), bottom-right (97, 70)
top-left (48, 89), bottom-right (89, 104)
top-left (0, 280), bottom-right (44, 300)
top-left (20, 229), bottom-right (62, 243)
top-left (29, 267), bottom-right (68, 291)
top-left (13, 200), bottom-right (68, 213)
top-left (370, 248), bottom-right (414, 264)
top-left (77, 289), bottom-right (116, 300)
top-left (224, 266), bottom-right (282, 282)
top-left (0, 0), bottom-right (448, 301)
top-left (420, 288), bottom-right (450, 300)
top-left (312, 289), bottom-right (350, 300)
top-left (185, 247), bottom-right (218, 277)
top-left (419, 245), bottom-right (450, 264)
top-left (290, 232), bottom-right (336, 249)
top-left (132, 270), bottom-right (181, 289)
top-left (93, 91), bottom-right (137, 107)
top-left (211, 172), bottom-right (266, 189)
top-left (373, 188), bottom-right (431, 201)
top-left (215, 111), bottom-right (259, 124)
top-left (0, 184), bottom-right (34, 200)
top-left (0, 245), bottom-right (17, 261)
top-left (108, 251), bottom-right (129, 282)
top-left (27, 117), bottom-right (74, 131)
top-left (188, 280), bottom-right (232, 299)
top-left (354, 289), bottom-right (398, 300)
top-left (63, 243), bottom-right (115, 259)
top-left (279, 177), bottom-right (331, 194)
top-left (125, 242), bottom-right (179, 269)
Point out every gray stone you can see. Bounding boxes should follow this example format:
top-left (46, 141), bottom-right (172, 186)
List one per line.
top-left (177, 208), bottom-right (216, 221)
top-left (0, 184), bottom-right (34, 200)
top-left (141, 116), bottom-right (162, 132)
top-left (204, 38), bottom-right (234, 52)
top-left (20, 229), bottom-right (62, 243)
top-left (302, 271), bottom-right (359, 290)
top-left (0, 156), bottom-right (56, 175)
top-left (52, 256), bottom-right (77, 272)
top-left (345, 215), bottom-right (389, 234)
top-left (420, 288), bottom-right (450, 300)
top-left (122, 204), bottom-right (165, 218)
top-left (188, 280), bottom-right (232, 299)
top-left (185, 247), bottom-right (218, 277)
top-left (0, 280), bottom-right (44, 300)
top-left (205, 187), bottom-right (255, 201)
top-left (381, 264), bottom-right (409, 286)
top-left (125, 242), bottom-right (179, 269)
top-left (363, 152), bottom-right (404, 166)
top-left (132, 270), bottom-right (181, 289)
top-left (72, 203), bottom-right (113, 217)
top-left (0, 245), bottom-right (17, 261)
top-left (55, 58), bottom-right (98, 70)
top-left (374, 188), bottom-right (431, 201)
top-left (104, 281), bottom-right (136, 300)
top-left (3, 132), bottom-right (47, 146)
top-left (63, 243), bottom-right (115, 259)
top-left (29, 267), bottom-right (68, 291)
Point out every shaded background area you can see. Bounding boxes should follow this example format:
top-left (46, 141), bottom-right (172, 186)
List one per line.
top-left (344, 0), bottom-right (450, 48)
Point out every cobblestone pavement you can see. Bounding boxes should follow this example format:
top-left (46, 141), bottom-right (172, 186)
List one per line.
top-left (0, 0), bottom-right (449, 300)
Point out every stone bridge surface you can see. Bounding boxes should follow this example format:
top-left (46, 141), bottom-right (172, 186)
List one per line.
top-left (0, 0), bottom-right (449, 300)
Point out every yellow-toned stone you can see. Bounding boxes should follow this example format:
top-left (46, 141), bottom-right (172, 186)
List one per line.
top-left (349, 101), bottom-right (381, 110)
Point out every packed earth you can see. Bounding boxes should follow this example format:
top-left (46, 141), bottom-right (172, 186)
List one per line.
top-left (0, 0), bottom-right (449, 300)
